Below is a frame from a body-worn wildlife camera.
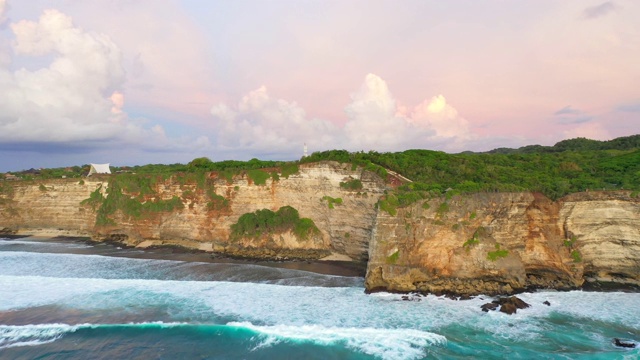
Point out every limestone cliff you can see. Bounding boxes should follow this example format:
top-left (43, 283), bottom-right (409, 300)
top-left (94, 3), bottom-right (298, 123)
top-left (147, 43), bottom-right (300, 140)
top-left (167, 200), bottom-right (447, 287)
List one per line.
top-left (364, 191), bottom-right (640, 296)
top-left (0, 162), bottom-right (385, 261)
top-left (1, 163), bottom-right (639, 295)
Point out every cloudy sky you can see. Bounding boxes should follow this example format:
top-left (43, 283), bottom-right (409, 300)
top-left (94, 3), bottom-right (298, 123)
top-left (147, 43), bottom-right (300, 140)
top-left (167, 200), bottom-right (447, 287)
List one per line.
top-left (0, 0), bottom-right (639, 171)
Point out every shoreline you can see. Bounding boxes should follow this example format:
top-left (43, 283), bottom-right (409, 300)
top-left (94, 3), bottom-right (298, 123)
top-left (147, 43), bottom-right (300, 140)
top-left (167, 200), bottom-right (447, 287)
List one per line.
top-left (5, 233), bottom-right (638, 296)
top-left (1, 234), bottom-right (367, 278)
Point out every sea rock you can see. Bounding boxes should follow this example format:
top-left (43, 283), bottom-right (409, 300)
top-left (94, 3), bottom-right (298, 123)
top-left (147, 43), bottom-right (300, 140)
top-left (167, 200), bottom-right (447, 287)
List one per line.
top-left (480, 302), bottom-right (499, 312)
top-left (480, 296), bottom-right (530, 315)
top-left (543, 300), bottom-right (551, 306)
top-left (613, 338), bottom-right (636, 348)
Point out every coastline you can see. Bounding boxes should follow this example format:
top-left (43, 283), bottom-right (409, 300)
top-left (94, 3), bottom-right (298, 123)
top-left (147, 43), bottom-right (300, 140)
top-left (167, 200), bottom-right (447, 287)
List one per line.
top-left (1, 234), bottom-right (366, 278)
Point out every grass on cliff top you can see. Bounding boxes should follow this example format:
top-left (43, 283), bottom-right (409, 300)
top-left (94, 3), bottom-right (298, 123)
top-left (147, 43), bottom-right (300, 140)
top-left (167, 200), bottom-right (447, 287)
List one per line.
top-left (230, 206), bottom-right (320, 241)
top-left (300, 136), bottom-right (640, 201)
top-left (12, 134), bottom-right (640, 204)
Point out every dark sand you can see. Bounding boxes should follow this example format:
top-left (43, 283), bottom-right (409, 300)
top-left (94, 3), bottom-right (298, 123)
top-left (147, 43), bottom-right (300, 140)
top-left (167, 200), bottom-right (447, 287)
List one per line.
top-left (14, 236), bottom-right (367, 278)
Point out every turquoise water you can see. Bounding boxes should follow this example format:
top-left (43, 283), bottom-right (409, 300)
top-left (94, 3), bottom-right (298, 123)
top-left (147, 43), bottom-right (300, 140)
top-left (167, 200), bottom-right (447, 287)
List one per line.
top-left (0, 238), bottom-right (638, 359)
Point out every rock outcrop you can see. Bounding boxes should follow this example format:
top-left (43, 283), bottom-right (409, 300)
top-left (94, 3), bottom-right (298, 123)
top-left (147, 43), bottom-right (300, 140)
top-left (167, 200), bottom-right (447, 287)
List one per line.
top-left (364, 191), bottom-right (640, 296)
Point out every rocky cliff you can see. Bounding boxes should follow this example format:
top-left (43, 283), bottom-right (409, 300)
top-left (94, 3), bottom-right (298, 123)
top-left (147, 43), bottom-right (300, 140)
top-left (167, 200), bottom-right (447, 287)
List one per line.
top-left (1, 162), bottom-right (639, 296)
top-left (0, 162), bottom-right (385, 262)
top-left (365, 191), bottom-right (640, 296)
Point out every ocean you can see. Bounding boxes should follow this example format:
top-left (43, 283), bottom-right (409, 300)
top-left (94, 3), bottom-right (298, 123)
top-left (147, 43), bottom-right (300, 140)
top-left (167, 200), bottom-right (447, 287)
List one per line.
top-left (0, 237), bottom-right (638, 359)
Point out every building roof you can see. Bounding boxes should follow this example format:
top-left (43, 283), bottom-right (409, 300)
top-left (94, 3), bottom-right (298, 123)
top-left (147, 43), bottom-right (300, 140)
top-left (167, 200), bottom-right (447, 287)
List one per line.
top-left (88, 163), bottom-right (111, 175)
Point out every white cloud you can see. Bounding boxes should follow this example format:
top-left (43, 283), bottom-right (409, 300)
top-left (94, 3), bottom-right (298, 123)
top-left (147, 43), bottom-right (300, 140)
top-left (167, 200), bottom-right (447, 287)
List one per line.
top-left (0, 0), bottom-right (7, 25)
top-left (0, 9), bottom-right (124, 143)
top-left (343, 74), bottom-right (470, 151)
top-left (343, 74), bottom-right (413, 150)
top-left (211, 86), bottom-right (339, 155)
top-left (0, 8), bottom-right (207, 155)
top-left (209, 73), bottom-right (472, 156)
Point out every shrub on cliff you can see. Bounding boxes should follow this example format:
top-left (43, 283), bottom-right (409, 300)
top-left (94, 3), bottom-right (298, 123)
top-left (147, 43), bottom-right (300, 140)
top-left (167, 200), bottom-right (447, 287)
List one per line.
top-left (322, 196), bottom-right (343, 209)
top-left (487, 244), bottom-right (509, 261)
top-left (248, 169), bottom-right (270, 185)
top-left (340, 179), bottom-right (363, 190)
top-left (83, 175), bottom-right (185, 226)
top-left (230, 206), bottom-right (320, 241)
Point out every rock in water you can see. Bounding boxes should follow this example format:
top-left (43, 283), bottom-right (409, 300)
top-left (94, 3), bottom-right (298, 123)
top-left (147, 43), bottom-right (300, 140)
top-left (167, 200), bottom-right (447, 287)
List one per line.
top-left (543, 300), bottom-right (551, 306)
top-left (503, 296), bottom-right (530, 310)
top-left (480, 302), bottom-right (499, 312)
top-left (499, 302), bottom-right (518, 315)
top-left (480, 296), bottom-right (530, 314)
top-left (613, 338), bottom-right (636, 348)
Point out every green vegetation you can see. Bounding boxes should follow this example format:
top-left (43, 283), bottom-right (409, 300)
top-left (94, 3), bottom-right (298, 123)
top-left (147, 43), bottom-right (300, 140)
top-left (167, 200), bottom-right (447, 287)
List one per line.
top-left (38, 184), bottom-right (47, 192)
top-left (81, 186), bottom-right (105, 210)
top-left (0, 182), bottom-right (14, 195)
top-left (487, 243), bottom-right (509, 261)
top-left (436, 202), bottom-right (450, 218)
top-left (386, 250), bottom-right (400, 264)
top-left (247, 169), bottom-right (270, 185)
top-left (563, 236), bottom-right (577, 248)
top-left (81, 174), bottom-right (226, 226)
top-left (230, 206), bottom-right (320, 240)
top-left (297, 136), bottom-right (640, 200)
top-left (463, 227), bottom-right (484, 250)
top-left (207, 193), bottom-right (229, 211)
top-left (280, 163), bottom-right (299, 178)
top-left (340, 179), bottom-right (363, 190)
top-left (563, 235), bottom-right (582, 263)
top-left (91, 176), bottom-right (185, 226)
top-left (463, 236), bottom-right (480, 249)
top-left (322, 196), bottom-right (343, 209)
top-left (378, 195), bottom-right (399, 216)
top-left (570, 250), bottom-right (582, 263)
top-left (421, 202), bottom-right (431, 209)
top-left (470, 211), bottom-right (477, 220)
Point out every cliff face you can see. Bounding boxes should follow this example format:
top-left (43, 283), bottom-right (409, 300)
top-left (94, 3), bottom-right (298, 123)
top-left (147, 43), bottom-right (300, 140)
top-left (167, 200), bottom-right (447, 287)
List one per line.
top-left (561, 192), bottom-right (640, 288)
top-left (2, 163), bottom-right (639, 295)
top-left (0, 180), bottom-right (105, 236)
top-left (364, 191), bottom-right (640, 296)
top-left (0, 162), bottom-right (385, 261)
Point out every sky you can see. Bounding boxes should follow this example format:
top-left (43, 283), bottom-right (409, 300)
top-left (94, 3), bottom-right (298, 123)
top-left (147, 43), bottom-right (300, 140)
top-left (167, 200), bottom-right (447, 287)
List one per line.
top-left (0, 0), bottom-right (639, 171)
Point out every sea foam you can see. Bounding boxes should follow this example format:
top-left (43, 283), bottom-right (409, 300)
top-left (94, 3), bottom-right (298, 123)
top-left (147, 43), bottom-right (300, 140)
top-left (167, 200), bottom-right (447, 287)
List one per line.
top-left (227, 321), bottom-right (446, 360)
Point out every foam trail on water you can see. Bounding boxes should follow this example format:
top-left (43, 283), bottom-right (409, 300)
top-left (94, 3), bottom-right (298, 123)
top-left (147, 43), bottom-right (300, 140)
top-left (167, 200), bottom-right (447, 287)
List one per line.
top-left (0, 322), bottom-right (190, 350)
top-left (0, 323), bottom-right (79, 350)
top-left (227, 321), bottom-right (446, 360)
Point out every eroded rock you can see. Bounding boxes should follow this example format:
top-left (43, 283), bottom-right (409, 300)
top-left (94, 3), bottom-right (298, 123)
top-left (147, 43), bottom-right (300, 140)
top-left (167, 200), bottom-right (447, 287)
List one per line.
top-left (480, 296), bottom-right (530, 315)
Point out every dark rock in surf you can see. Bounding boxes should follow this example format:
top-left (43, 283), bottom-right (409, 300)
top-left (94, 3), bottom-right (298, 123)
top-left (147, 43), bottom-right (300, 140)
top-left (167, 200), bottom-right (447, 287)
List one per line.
top-left (480, 302), bottom-right (499, 312)
top-left (613, 338), bottom-right (636, 348)
top-left (543, 300), bottom-right (551, 306)
top-left (480, 296), bottom-right (530, 314)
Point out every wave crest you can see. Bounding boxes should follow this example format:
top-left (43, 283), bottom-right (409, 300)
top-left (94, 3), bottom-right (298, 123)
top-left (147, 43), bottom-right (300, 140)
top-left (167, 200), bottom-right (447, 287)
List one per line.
top-left (227, 321), bottom-right (447, 360)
